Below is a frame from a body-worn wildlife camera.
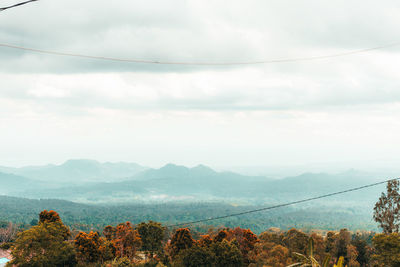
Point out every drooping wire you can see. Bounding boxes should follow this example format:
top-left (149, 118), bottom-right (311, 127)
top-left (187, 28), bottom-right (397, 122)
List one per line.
top-left (0, 0), bottom-right (39, 12)
top-left (0, 41), bottom-right (399, 66)
top-left (165, 177), bottom-right (397, 228)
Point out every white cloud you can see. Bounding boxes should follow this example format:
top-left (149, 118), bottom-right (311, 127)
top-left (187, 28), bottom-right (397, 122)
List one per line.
top-left (1, 0), bottom-right (400, 168)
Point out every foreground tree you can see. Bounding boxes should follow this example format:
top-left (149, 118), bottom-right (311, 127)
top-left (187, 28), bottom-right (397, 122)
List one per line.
top-left (181, 245), bottom-right (215, 267)
top-left (136, 220), bottom-right (166, 258)
top-left (373, 179), bottom-right (400, 233)
top-left (8, 210), bottom-right (76, 267)
top-left (351, 235), bottom-right (369, 267)
top-left (39, 209), bottom-right (70, 240)
top-left (198, 234), bottom-right (213, 248)
top-left (372, 233), bottom-right (400, 266)
top-left (0, 222), bottom-right (17, 243)
top-left (253, 243), bottom-right (292, 267)
top-left (335, 229), bottom-right (351, 264)
top-left (74, 231), bottom-right (103, 264)
top-left (325, 231), bottom-right (337, 255)
top-left (113, 222), bottom-right (142, 260)
top-left (282, 228), bottom-right (309, 255)
top-left (169, 228), bottom-right (195, 259)
top-left (228, 227), bottom-right (259, 263)
top-left (211, 239), bottom-right (243, 267)
top-left (103, 225), bottom-right (116, 241)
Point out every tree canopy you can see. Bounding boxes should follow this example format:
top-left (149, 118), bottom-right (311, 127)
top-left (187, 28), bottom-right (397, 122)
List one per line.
top-left (373, 180), bottom-right (400, 233)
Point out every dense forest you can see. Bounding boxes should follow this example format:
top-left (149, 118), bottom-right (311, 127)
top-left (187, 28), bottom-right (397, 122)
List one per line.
top-left (0, 196), bottom-right (376, 234)
top-left (1, 180), bottom-right (400, 266)
top-left (0, 209), bottom-right (392, 267)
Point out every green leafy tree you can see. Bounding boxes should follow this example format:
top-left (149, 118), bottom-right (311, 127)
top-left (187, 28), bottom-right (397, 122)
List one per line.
top-left (211, 239), bottom-right (243, 267)
top-left (39, 209), bottom-right (70, 240)
top-left (282, 228), bottom-right (309, 255)
top-left (137, 221), bottom-right (166, 258)
top-left (181, 245), bottom-right (216, 267)
top-left (372, 233), bottom-right (400, 266)
top-left (351, 235), bottom-right (369, 267)
top-left (170, 228), bottom-right (195, 258)
top-left (8, 210), bottom-right (76, 267)
top-left (373, 180), bottom-right (400, 233)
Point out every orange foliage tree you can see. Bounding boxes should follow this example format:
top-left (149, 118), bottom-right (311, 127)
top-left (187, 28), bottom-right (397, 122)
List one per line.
top-left (228, 227), bottom-right (259, 262)
top-left (169, 228), bottom-right (195, 258)
top-left (39, 210), bottom-right (70, 240)
top-left (213, 229), bottom-right (229, 243)
top-left (74, 231), bottom-right (103, 264)
top-left (103, 225), bottom-right (116, 241)
top-left (112, 222), bottom-right (142, 260)
top-left (198, 234), bottom-right (213, 248)
top-left (39, 210), bottom-right (62, 223)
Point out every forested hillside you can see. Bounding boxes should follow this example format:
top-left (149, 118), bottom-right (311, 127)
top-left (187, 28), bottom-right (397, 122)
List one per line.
top-left (2, 180), bottom-right (399, 266)
top-left (0, 195), bottom-right (377, 234)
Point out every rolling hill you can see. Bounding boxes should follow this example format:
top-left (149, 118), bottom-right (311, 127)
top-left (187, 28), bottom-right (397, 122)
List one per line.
top-left (0, 172), bottom-right (44, 194)
top-left (12, 163), bottom-right (385, 207)
top-left (0, 159), bottom-right (148, 184)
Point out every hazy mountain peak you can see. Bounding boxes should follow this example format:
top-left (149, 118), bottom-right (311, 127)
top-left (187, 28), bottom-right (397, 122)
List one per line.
top-left (191, 164), bottom-right (216, 174)
top-left (159, 163), bottom-right (189, 172)
top-left (0, 159), bottom-right (148, 183)
top-left (62, 159), bottom-right (100, 167)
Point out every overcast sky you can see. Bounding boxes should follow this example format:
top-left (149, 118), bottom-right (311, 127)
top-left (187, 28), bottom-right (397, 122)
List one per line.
top-left (1, 0), bottom-right (400, 171)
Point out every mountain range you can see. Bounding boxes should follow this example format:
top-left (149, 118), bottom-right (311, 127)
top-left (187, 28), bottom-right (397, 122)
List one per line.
top-left (0, 159), bottom-right (386, 207)
top-left (0, 159), bottom-right (147, 184)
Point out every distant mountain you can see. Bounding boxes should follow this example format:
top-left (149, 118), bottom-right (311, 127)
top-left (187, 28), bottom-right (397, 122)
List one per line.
top-left (20, 163), bottom-right (271, 202)
top-left (0, 159), bottom-right (148, 184)
top-left (9, 162), bottom-right (386, 207)
top-left (20, 164), bottom-right (378, 204)
top-left (122, 163), bottom-right (272, 198)
top-left (262, 170), bottom-right (385, 203)
top-left (0, 172), bottom-right (45, 194)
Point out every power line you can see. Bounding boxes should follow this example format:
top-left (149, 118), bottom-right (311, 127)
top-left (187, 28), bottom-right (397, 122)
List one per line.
top-left (166, 177), bottom-right (397, 228)
top-left (0, 41), bottom-right (399, 66)
top-left (0, 0), bottom-right (39, 12)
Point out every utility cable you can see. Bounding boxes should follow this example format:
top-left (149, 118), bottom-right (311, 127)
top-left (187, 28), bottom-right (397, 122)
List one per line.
top-left (0, 41), bottom-right (399, 66)
top-left (0, 0), bottom-right (39, 12)
top-left (166, 177), bottom-right (398, 228)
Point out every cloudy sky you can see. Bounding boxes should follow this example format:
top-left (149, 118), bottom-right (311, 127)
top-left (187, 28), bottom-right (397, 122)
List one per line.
top-left (1, 0), bottom-right (400, 171)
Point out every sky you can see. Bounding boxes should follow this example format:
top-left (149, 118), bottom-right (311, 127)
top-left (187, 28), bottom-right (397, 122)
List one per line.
top-left (1, 0), bottom-right (400, 172)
